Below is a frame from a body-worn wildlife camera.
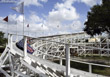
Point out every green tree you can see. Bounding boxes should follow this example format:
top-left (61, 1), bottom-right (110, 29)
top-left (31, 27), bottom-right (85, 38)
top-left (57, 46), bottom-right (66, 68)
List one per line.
top-left (84, 0), bottom-right (110, 36)
top-left (0, 32), bottom-right (7, 47)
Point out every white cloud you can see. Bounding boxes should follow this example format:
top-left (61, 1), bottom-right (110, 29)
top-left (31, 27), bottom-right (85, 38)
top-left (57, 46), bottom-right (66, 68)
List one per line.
top-left (29, 12), bottom-right (43, 23)
top-left (40, 0), bottom-right (48, 3)
top-left (0, 15), bottom-right (23, 35)
top-left (19, 0), bottom-right (48, 7)
top-left (17, 15), bottom-right (23, 22)
top-left (0, 14), bottom-right (47, 37)
top-left (70, 20), bottom-right (82, 31)
top-left (43, 0), bottom-right (82, 35)
top-left (59, 21), bottom-right (82, 34)
top-left (20, 0), bottom-right (83, 36)
top-left (79, 0), bottom-right (101, 7)
top-left (0, 0), bottom-right (92, 37)
top-left (48, 0), bottom-right (79, 23)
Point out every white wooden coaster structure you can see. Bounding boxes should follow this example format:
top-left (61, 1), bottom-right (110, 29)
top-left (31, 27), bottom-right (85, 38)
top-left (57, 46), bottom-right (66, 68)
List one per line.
top-left (0, 33), bottom-right (110, 77)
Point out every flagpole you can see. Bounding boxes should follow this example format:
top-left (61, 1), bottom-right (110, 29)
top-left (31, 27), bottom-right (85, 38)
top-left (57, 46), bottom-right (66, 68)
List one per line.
top-left (42, 24), bottom-right (44, 36)
top-left (11, 2), bottom-right (24, 35)
top-left (23, 9), bottom-right (26, 58)
top-left (57, 25), bottom-right (59, 35)
top-left (11, 2), bottom-right (26, 58)
top-left (16, 21), bottom-right (18, 42)
top-left (3, 16), bottom-right (8, 39)
top-left (28, 27), bottom-right (29, 36)
top-left (22, 2), bottom-right (27, 59)
top-left (6, 16), bottom-right (8, 38)
top-left (21, 2), bottom-right (24, 36)
top-left (23, 13), bottom-right (24, 36)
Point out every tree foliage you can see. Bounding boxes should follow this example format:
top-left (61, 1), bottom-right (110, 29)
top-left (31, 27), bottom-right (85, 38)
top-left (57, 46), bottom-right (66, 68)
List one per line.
top-left (0, 32), bottom-right (7, 47)
top-left (84, 0), bottom-right (110, 36)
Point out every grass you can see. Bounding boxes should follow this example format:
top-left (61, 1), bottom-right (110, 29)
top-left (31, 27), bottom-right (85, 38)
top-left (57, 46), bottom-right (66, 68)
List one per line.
top-left (80, 54), bottom-right (110, 59)
top-left (79, 55), bottom-right (110, 65)
top-left (92, 66), bottom-right (110, 76)
top-left (53, 59), bottom-right (110, 76)
top-left (54, 60), bottom-right (88, 71)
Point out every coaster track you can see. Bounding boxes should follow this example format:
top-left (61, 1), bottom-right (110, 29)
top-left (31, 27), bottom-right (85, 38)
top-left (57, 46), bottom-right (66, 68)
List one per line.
top-left (0, 33), bottom-right (110, 77)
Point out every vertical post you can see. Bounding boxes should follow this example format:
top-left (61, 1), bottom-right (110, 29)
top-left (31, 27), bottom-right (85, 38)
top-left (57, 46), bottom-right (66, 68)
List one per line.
top-left (99, 41), bottom-right (102, 57)
top-left (8, 34), bottom-right (13, 49)
top-left (7, 22), bottom-right (8, 38)
top-left (28, 26), bottom-right (29, 36)
top-left (16, 21), bottom-right (18, 42)
top-left (92, 43), bottom-right (93, 57)
top-left (65, 44), bottom-right (70, 77)
top-left (43, 39), bottom-right (46, 59)
top-left (24, 36), bottom-right (27, 58)
top-left (43, 41), bottom-right (47, 59)
top-left (23, 13), bottom-right (24, 36)
top-left (89, 64), bottom-right (92, 73)
top-left (22, 1), bottom-right (25, 36)
top-left (9, 34), bottom-right (14, 76)
top-left (10, 34), bottom-right (13, 51)
top-left (107, 38), bottom-right (109, 57)
top-left (8, 34), bottom-right (10, 45)
top-left (99, 35), bottom-right (102, 57)
top-left (60, 58), bottom-right (62, 65)
top-left (42, 24), bottom-right (44, 36)
top-left (84, 43), bottom-right (86, 57)
top-left (43, 55), bottom-right (45, 59)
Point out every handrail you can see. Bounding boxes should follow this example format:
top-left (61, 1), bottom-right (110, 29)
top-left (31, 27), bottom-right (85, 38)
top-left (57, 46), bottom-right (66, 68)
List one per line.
top-left (70, 58), bottom-right (110, 68)
top-left (35, 52), bottom-right (110, 68)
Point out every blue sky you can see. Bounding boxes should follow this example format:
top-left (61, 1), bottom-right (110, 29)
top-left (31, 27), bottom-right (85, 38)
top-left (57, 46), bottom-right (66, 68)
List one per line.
top-left (0, 0), bottom-right (101, 37)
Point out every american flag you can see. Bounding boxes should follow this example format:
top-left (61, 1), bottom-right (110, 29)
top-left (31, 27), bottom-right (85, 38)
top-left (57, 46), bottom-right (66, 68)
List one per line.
top-left (16, 39), bottom-right (34, 54)
top-left (27, 43), bottom-right (34, 54)
top-left (27, 24), bottom-right (29, 27)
